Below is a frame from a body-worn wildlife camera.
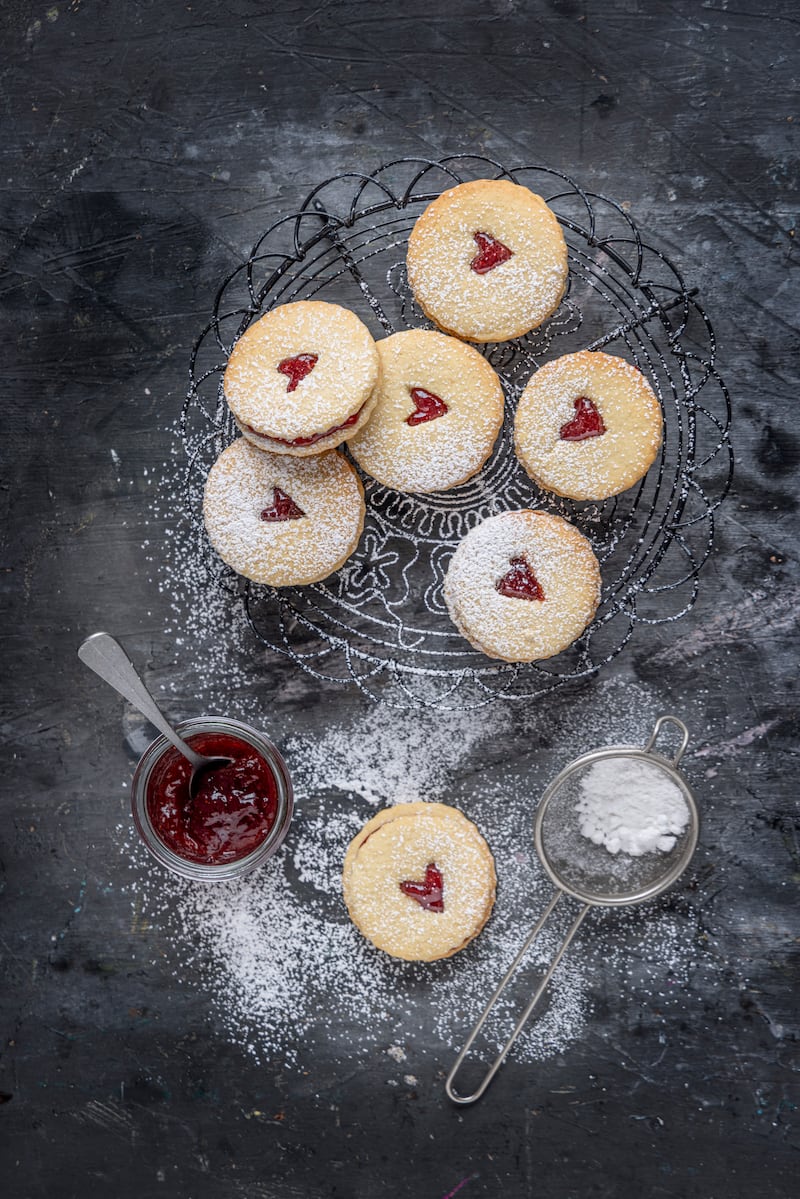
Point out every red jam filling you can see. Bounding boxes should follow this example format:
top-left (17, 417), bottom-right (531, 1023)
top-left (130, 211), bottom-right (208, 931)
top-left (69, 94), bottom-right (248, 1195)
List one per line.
top-left (260, 487), bottom-right (305, 522)
top-left (146, 732), bottom-right (279, 865)
top-left (406, 386), bottom-right (449, 427)
top-left (242, 404), bottom-right (364, 449)
top-left (470, 230), bottom-right (513, 275)
top-left (400, 862), bottom-right (444, 912)
top-left (496, 556), bottom-right (546, 602)
top-left (559, 396), bottom-right (606, 441)
top-left (278, 352), bottom-right (318, 392)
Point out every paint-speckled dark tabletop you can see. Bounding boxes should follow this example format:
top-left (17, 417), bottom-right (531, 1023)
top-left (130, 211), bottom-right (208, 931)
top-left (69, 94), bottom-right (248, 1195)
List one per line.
top-left (1, 2), bottom-right (798, 1196)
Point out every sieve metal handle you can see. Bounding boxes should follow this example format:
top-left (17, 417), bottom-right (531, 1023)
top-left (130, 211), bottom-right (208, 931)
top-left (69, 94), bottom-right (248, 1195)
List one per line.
top-left (644, 715), bottom-right (689, 766)
top-left (446, 890), bottom-right (591, 1106)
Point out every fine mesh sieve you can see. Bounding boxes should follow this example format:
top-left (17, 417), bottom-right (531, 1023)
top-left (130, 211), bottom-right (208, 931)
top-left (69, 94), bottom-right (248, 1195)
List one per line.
top-left (446, 716), bottom-right (699, 1105)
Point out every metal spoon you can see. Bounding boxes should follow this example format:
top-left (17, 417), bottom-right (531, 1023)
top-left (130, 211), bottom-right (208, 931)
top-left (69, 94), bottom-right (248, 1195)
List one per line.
top-left (78, 632), bottom-right (231, 797)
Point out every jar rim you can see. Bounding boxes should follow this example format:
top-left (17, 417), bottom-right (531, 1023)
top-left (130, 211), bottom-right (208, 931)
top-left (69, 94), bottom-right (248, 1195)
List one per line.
top-left (131, 714), bottom-right (294, 881)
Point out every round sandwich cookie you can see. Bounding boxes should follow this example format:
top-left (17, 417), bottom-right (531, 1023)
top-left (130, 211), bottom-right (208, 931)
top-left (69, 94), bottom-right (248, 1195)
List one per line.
top-left (342, 802), bottom-right (497, 962)
top-left (514, 350), bottom-right (663, 501)
top-left (347, 329), bottom-right (505, 492)
top-left (406, 179), bottom-right (569, 344)
top-left (223, 300), bottom-right (381, 456)
top-left (202, 438), bottom-right (365, 587)
top-left (443, 509), bottom-right (601, 663)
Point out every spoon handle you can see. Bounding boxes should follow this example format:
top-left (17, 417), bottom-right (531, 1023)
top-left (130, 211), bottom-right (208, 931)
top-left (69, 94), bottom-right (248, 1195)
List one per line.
top-left (78, 632), bottom-right (203, 767)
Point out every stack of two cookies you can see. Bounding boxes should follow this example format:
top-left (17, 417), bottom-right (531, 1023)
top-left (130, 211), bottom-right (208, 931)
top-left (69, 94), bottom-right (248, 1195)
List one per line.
top-left (203, 301), bottom-right (376, 588)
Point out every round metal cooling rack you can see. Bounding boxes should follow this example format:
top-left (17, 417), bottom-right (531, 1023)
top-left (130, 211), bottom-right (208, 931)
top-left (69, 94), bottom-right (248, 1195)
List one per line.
top-left (182, 156), bottom-right (733, 709)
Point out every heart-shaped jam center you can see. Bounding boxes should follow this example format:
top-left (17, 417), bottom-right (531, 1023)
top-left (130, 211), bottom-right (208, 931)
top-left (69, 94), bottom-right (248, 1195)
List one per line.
top-left (559, 396), bottom-right (606, 441)
top-left (278, 352), bottom-right (318, 392)
top-left (399, 862), bottom-right (444, 912)
top-left (470, 230), bottom-right (514, 275)
top-left (496, 556), bottom-right (546, 602)
top-left (260, 487), bottom-right (305, 522)
top-left (406, 386), bottom-right (449, 427)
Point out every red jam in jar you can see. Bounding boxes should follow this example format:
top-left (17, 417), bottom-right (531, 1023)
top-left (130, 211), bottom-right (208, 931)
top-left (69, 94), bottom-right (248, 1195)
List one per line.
top-left (145, 732), bottom-right (280, 866)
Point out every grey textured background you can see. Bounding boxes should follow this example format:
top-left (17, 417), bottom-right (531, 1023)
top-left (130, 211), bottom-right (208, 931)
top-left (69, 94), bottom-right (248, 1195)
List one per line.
top-left (1, 2), bottom-right (798, 1196)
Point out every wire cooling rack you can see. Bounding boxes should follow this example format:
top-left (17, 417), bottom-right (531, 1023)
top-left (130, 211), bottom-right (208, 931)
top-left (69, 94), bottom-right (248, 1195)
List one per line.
top-left (183, 156), bottom-right (733, 708)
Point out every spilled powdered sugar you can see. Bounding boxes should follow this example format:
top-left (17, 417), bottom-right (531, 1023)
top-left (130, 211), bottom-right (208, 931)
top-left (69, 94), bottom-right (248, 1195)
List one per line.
top-left (127, 640), bottom-right (699, 1069)
top-left (127, 438), bottom-right (704, 1074)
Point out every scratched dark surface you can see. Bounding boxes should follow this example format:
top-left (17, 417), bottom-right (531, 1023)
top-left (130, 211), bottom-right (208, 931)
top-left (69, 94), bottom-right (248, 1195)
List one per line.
top-left (1, 1), bottom-right (798, 1196)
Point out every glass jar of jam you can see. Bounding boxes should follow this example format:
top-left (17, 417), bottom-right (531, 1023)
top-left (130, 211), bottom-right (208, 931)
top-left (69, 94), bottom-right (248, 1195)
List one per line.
top-left (131, 715), bottom-right (293, 881)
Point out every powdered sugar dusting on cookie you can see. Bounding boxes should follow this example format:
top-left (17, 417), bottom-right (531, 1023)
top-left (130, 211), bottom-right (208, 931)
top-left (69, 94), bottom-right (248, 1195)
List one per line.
top-left (203, 439), bottom-right (365, 586)
top-left (224, 300), bottom-right (380, 442)
top-left (444, 510), bottom-right (601, 661)
top-left (343, 804), bottom-right (496, 961)
top-left (406, 180), bottom-right (568, 343)
top-left (515, 350), bottom-right (663, 501)
top-left (348, 329), bottom-right (504, 493)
